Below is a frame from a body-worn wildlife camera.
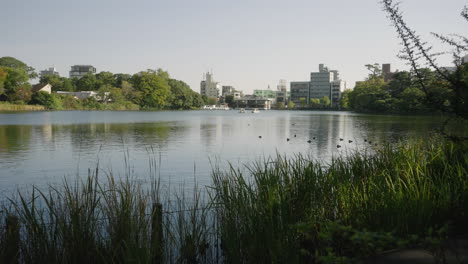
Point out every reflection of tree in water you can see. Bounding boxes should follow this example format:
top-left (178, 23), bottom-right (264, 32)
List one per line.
top-left (0, 125), bottom-right (32, 159)
top-left (49, 122), bottom-right (188, 153)
top-left (354, 115), bottom-right (446, 143)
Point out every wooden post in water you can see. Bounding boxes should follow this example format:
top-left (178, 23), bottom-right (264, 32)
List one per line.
top-left (3, 215), bottom-right (20, 264)
top-left (151, 203), bottom-right (163, 263)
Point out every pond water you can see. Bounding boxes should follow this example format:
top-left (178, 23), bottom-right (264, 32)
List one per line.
top-left (0, 110), bottom-right (444, 194)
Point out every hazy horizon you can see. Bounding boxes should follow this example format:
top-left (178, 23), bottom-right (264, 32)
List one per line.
top-left (2, 0), bottom-right (466, 93)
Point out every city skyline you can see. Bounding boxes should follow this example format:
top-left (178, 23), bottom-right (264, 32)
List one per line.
top-left (2, 0), bottom-right (465, 94)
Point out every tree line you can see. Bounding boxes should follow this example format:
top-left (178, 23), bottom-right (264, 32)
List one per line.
top-left (340, 63), bottom-right (467, 115)
top-left (0, 57), bottom-right (206, 110)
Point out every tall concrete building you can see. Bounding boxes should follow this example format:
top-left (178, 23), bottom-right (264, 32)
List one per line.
top-left (290, 81), bottom-right (310, 105)
top-left (40, 67), bottom-right (60, 78)
top-left (310, 64), bottom-right (346, 107)
top-left (310, 64), bottom-right (335, 99)
top-left (290, 64), bottom-right (346, 107)
top-left (200, 72), bottom-right (220, 98)
top-left (69, 65), bottom-right (96, 79)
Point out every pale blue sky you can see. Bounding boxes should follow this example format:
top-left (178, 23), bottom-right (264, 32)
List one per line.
top-left (1, 0), bottom-right (466, 93)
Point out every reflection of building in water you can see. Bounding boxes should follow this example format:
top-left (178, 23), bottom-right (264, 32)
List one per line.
top-left (295, 113), bottom-right (354, 157)
top-left (40, 124), bottom-right (53, 143)
top-left (200, 122), bottom-right (218, 148)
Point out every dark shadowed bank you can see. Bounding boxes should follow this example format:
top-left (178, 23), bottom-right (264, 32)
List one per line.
top-left (0, 136), bottom-right (467, 263)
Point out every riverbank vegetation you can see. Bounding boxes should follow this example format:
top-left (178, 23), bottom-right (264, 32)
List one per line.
top-left (0, 57), bottom-right (206, 111)
top-left (0, 102), bottom-right (45, 111)
top-left (1, 137), bottom-right (467, 263)
top-left (342, 1), bottom-right (467, 121)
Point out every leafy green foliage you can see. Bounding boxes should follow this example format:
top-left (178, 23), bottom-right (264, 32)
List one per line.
top-left (348, 67), bottom-right (456, 114)
top-left (167, 79), bottom-right (200, 109)
top-left (76, 73), bottom-right (98, 91)
top-left (0, 56), bottom-right (37, 79)
top-left (131, 70), bottom-right (171, 109)
top-left (321, 96), bottom-right (331, 106)
top-left (31, 91), bottom-right (62, 110)
top-left (0, 57), bottom-right (205, 110)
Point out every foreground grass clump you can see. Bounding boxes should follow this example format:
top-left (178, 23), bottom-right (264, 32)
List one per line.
top-left (0, 138), bottom-right (467, 263)
top-left (211, 138), bottom-right (468, 262)
top-left (0, 172), bottom-right (215, 264)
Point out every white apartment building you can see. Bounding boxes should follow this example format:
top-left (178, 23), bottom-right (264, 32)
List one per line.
top-left (200, 72), bottom-right (220, 98)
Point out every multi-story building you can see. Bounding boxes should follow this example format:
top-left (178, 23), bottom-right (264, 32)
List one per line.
top-left (290, 64), bottom-right (346, 107)
top-left (200, 72), bottom-right (220, 98)
top-left (290, 81), bottom-right (310, 105)
top-left (222, 86), bottom-right (234, 97)
top-left (253, 87), bottom-right (277, 100)
top-left (276, 79), bottom-right (288, 103)
top-left (69, 65), bottom-right (96, 79)
top-left (309, 64), bottom-right (335, 100)
top-left (382, 63), bottom-right (395, 81)
top-left (40, 67), bottom-right (60, 78)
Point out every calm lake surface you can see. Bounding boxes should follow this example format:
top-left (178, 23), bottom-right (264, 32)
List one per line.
top-left (0, 110), bottom-right (444, 194)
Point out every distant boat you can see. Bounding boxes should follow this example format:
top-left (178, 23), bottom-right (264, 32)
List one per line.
top-left (239, 108), bottom-right (245, 113)
top-left (251, 108), bottom-right (259, 113)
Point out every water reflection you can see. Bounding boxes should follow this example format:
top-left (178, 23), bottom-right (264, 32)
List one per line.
top-left (0, 111), bottom-right (452, 192)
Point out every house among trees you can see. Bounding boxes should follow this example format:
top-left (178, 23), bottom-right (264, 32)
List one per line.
top-left (32, 83), bottom-right (52, 94)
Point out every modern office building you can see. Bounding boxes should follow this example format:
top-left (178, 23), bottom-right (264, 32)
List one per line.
top-left (290, 81), bottom-right (310, 105)
top-left (309, 64), bottom-right (346, 107)
top-left (290, 64), bottom-right (346, 107)
top-left (40, 67), bottom-right (60, 78)
top-left (310, 64), bottom-right (336, 100)
top-left (200, 72), bottom-right (220, 98)
top-left (69, 65), bottom-right (97, 79)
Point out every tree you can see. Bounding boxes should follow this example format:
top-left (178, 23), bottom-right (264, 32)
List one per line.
top-left (310, 98), bottom-right (321, 107)
top-left (10, 84), bottom-right (32, 103)
top-left (205, 97), bottom-right (217, 105)
top-left (167, 79), bottom-right (195, 109)
top-left (76, 73), bottom-right (98, 91)
top-left (349, 77), bottom-right (390, 112)
top-left (287, 101), bottom-right (295, 109)
top-left (320, 96), bottom-right (331, 107)
top-left (1, 66), bottom-right (29, 101)
top-left (384, 71), bottom-right (412, 97)
top-left (131, 70), bottom-right (171, 109)
top-left (275, 102), bottom-right (285, 109)
top-left (40, 74), bottom-right (63, 91)
top-left (340, 90), bottom-right (352, 109)
top-left (381, 0), bottom-right (468, 120)
top-left (299, 97), bottom-right (307, 107)
top-left (224, 95), bottom-right (235, 107)
top-left (114, 73), bottom-right (132, 88)
top-left (365, 63), bottom-right (383, 80)
top-left (0, 57), bottom-right (37, 79)
top-left (31, 91), bottom-right (62, 109)
top-left (191, 92), bottom-right (204, 108)
top-left (96, 71), bottom-right (115, 87)
top-left (0, 67), bottom-right (7, 96)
